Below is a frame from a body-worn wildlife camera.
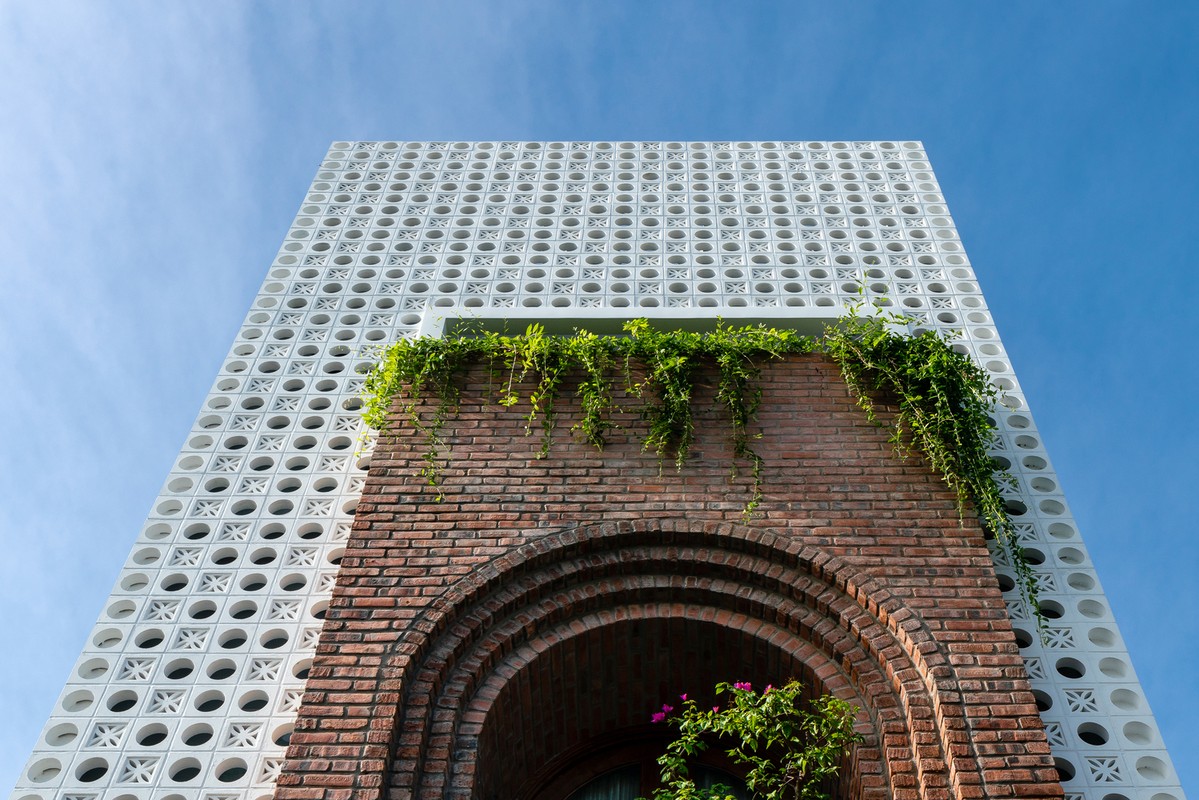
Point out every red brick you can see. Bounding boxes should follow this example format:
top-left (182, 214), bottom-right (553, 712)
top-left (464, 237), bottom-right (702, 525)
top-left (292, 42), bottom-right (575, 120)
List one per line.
top-left (277, 358), bottom-right (1061, 800)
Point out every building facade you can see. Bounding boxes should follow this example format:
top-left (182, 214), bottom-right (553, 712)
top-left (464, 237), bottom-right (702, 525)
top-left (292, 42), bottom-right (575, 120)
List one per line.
top-left (11, 141), bottom-right (1185, 800)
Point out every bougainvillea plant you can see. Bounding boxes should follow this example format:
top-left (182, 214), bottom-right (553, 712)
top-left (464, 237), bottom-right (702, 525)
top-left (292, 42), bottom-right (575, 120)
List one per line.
top-left (643, 680), bottom-right (861, 800)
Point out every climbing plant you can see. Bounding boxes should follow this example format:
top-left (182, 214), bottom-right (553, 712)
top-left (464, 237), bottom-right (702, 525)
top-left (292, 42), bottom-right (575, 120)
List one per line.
top-left (361, 312), bottom-right (1039, 616)
top-left (815, 311), bottom-right (1040, 625)
top-left (362, 319), bottom-right (808, 514)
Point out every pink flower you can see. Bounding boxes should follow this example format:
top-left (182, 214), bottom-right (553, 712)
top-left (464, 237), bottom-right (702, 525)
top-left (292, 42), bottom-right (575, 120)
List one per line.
top-left (661, 703), bottom-right (673, 714)
top-left (712, 706), bottom-right (720, 713)
top-left (733, 681), bottom-right (752, 691)
top-left (764, 684), bottom-right (774, 694)
top-left (679, 693), bottom-right (688, 702)
top-left (651, 711), bottom-right (666, 724)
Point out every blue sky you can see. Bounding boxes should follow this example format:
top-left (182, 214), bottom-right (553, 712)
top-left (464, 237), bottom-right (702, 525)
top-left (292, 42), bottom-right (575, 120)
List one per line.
top-left (1, 1), bottom-right (1196, 792)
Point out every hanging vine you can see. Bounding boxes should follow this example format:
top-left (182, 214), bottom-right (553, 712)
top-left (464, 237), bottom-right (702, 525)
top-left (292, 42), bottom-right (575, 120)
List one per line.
top-left (815, 312), bottom-right (1041, 627)
top-left (361, 313), bottom-right (1039, 619)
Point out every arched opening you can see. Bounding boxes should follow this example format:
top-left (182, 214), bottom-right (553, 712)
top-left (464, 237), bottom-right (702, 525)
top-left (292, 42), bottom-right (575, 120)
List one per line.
top-left (468, 616), bottom-right (858, 800)
top-left (371, 522), bottom-right (959, 800)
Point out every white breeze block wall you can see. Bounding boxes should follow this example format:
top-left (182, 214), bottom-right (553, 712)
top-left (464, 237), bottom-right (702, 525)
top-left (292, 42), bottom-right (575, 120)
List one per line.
top-left (11, 141), bottom-right (1185, 800)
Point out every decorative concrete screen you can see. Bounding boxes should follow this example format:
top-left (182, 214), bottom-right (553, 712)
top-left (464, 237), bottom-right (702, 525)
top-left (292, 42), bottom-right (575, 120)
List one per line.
top-left (11, 141), bottom-right (1185, 800)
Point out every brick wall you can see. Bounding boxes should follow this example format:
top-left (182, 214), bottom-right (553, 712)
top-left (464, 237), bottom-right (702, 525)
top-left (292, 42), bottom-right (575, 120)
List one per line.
top-left (275, 355), bottom-right (1062, 800)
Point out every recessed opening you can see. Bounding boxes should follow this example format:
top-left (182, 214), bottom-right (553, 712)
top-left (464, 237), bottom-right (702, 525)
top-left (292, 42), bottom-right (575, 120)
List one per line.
top-left (169, 758), bottom-right (202, 782)
top-left (165, 659), bottom-right (195, 679)
top-left (136, 723), bottom-right (168, 746)
top-left (1099, 657), bottom-right (1128, 678)
top-left (228, 600), bottom-right (258, 620)
top-left (27, 758), bottom-right (63, 783)
top-left (218, 629), bottom-right (248, 649)
top-left (261, 629), bottom-right (290, 649)
top-left (216, 758), bottom-right (249, 783)
top-left (1123, 721), bottom-right (1154, 745)
top-left (1055, 657), bottom-right (1085, 679)
top-left (194, 691), bottom-right (226, 713)
top-left (107, 690), bottom-right (138, 712)
top-left (207, 659), bottom-right (237, 680)
top-left (77, 658), bottom-right (109, 679)
top-left (62, 690), bottom-right (93, 712)
top-left (44, 723), bottom-right (78, 747)
top-left (182, 723), bottom-right (214, 746)
top-left (1136, 756), bottom-right (1167, 781)
top-left (134, 629), bottom-right (164, 648)
top-left (1111, 688), bottom-right (1141, 710)
top-left (239, 690), bottom-right (270, 711)
top-left (75, 758), bottom-right (109, 783)
top-left (1036, 599), bottom-right (1063, 619)
top-left (273, 724), bottom-right (294, 746)
top-left (188, 600), bottom-right (217, 619)
top-left (1077, 722), bottom-right (1109, 746)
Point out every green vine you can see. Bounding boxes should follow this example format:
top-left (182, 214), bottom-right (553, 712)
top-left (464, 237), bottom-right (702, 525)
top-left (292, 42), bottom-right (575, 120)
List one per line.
top-left (361, 313), bottom-right (1039, 618)
top-left (815, 311), bottom-right (1040, 627)
top-left (363, 319), bottom-right (806, 515)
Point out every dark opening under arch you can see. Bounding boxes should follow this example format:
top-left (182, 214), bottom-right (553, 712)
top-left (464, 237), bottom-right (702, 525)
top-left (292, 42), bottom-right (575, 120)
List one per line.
top-left (472, 614), bottom-right (854, 800)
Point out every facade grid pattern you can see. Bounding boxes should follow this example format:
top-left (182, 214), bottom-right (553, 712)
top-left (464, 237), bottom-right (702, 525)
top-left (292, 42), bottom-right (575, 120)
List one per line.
top-left (11, 140), bottom-right (1185, 800)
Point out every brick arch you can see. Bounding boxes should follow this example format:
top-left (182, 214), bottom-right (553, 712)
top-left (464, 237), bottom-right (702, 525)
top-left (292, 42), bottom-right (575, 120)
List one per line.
top-left (375, 518), bottom-right (970, 800)
top-left (280, 357), bottom-right (1061, 800)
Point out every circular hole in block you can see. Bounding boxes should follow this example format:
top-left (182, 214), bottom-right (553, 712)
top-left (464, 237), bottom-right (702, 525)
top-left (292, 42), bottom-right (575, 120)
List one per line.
top-left (1110, 688), bottom-right (1141, 710)
top-left (75, 758), bottom-right (110, 783)
top-left (62, 689), bottom-right (93, 712)
top-left (169, 758), bottom-right (202, 782)
top-left (45, 723), bottom-right (78, 746)
top-left (1123, 721), bottom-right (1154, 745)
top-left (1077, 722), bottom-right (1109, 746)
top-left (1136, 756), bottom-right (1167, 782)
top-left (136, 723), bottom-right (168, 746)
top-left (216, 758), bottom-right (249, 783)
top-left (1099, 657), bottom-right (1128, 678)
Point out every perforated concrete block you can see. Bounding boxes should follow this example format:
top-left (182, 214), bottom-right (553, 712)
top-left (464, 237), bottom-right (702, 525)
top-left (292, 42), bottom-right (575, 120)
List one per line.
top-left (11, 141), bottom-right (1184, 800)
